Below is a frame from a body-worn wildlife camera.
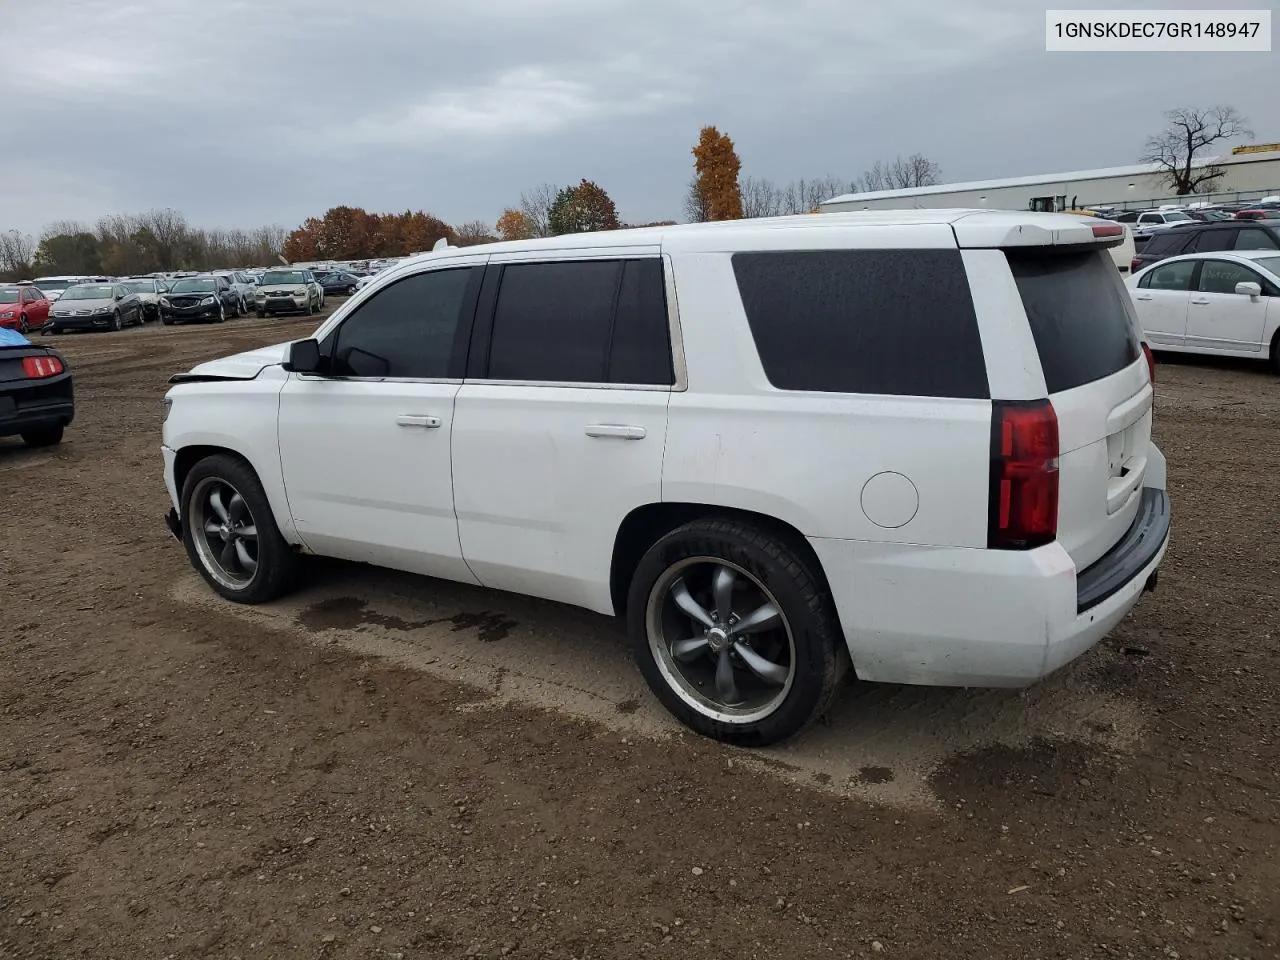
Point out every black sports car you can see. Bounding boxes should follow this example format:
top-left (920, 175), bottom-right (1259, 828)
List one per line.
top-left (315, 272), bottom-right (361, 296)
top-left (0, 333), bottom-right (74, 447)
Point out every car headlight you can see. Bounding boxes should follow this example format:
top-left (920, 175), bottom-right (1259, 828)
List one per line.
top-left (255, 290), bottom-right (266, 300)
top-left (200, 296), bottom-right (216, 306)
top-left (294, 288), bottom-right (306, 296)
top-left (161, 398), bottom-right (172, 422)
top-left (0, 311), bottom-right (14, 319)
top-left (159, 297), bottom-right (171, 307)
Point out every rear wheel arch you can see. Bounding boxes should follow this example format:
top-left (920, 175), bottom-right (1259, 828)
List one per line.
top-left (1269, 325), bottom-right (1280, 374)
top-left (609, 502), bottom-right (837, 620)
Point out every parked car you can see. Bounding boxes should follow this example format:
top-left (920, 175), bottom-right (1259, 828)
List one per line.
top-left (29, 276), bottom-right (91, 302)
top-left (1133, 209), bottom-right (1195, 238)
top-left (1235, 208), bottom-right (1280, 221)
top-left (214, 271), bottom-right (258, 312)
top-left (1128, 250), bottom-right (1280, 371)
top-left (161, 212), bottom-right (1169, 745)
top-left (1128, 220), bottom-right (1280, 272)
top-left (0, 284), bottom-right (53, 334)
top-left (0, 328), bottom-right (74, 447)
top-left (253, 269), bottom-right (322, 317)
top-left (160, 276), bottom-right (241, 325)
top-left (316, 271), bottom-right (361, 296)
top-left (121, 277), bottom-right (168, 321)
top-left (48, 282), bottom-right (145, 333)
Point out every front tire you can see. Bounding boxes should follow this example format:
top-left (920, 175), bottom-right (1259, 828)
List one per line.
top-left (111, 311), bottom-right (122, 332)
top-left (21, 424), bottom-right (64, 447)
top-left (180, 454), bottom-right (298, 604)
top-left (626, 519), bottom-right (848, 746)
top-left (256, 309), bottom-right (266, 319)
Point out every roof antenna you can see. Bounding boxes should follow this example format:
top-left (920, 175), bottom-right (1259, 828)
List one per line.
top-left (432, 238), bottom-right (449, 251)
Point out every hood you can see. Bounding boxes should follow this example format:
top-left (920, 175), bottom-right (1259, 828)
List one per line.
top-left (52, 296), bottom-right (114, 312)
top-left (176, 341), bottom-right (291, 381)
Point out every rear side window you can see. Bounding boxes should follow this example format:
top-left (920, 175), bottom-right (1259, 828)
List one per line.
top-left (1190, 229), bottom-right (1233, 252)
top-left (1007, 249), bottom-right (1140, 394)
top-left (1233, 227), bottom-right (1280, 250)
top-left (731, 250), bottom-right (989, 398)
top-left (1141, 231), bottom-right (1190, 255)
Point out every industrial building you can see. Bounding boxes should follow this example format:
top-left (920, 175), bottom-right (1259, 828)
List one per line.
top-left (819, 144), bottom-right (1280, 214)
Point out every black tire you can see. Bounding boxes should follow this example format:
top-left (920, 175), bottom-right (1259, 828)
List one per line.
top-left (626, 519), bottom-right (848, 747)
top-left (161, 315), bottom-right (174, 326)
top-left (18, 315), bottom-right (29, 334)
top-left (256, 309), bottom-right (266, 319)
top-left (21, 424), bottom-right (64, 447)
top-left (111, 311), bottom-right (122, 332)
top-left (1271, 331), bottom-right (1280, 376)
top-left (180, 453), bottom-right (298, 604)
top-left (215, 302), bottom-right (226, 324)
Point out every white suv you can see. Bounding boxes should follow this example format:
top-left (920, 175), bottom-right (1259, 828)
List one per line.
top-left (161, 211), bottom-right (1170, 746)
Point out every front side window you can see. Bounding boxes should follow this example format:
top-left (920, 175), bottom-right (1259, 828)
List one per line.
top-left (326, 266), bottom-right (477, 379)
top-left (1197, 260), bottom-right (1263, 295)
top-left (1140, 260), bottom-right (1197, 291)
top-left (732, 249), bottom-right (989, 398)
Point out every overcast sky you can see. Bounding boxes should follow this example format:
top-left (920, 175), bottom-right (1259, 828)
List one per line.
top-left (1, 0), bottom-right (1273, 236)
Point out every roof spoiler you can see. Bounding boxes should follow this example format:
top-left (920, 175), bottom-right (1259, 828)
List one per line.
top-left (953, 218), bottom-right (1127, 250)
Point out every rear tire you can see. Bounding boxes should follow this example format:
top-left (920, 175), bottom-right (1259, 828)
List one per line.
top-left (1271, 331), bottom-right (1280, 375)
top-left (180, 453), bottom-right (298, 604)
top-left (21, 424), bottom-right (64, 448)
top-left (626, 518), bottom-right (848, 746)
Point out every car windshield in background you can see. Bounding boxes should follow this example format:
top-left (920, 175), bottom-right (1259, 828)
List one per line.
top-left (34, 280), bottom-right (74, 293)
top-left (169, 279), bottom-right (215, 293)
top-left (0, 289), bottom-right (20, 303)
top-left (122, 281), bottom-right (154, 293)
top-left (1163, 212), bottom-right (1192, 222)
top-left (1252, 256), bottom-right (1280, 276)
top-left (261, 271), bottom-right (306, 285)
top-left (61, 285), bottom-right (115, 300)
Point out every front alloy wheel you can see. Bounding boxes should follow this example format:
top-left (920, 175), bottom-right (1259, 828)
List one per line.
top-left (189, 476), bottom-right (259, 591)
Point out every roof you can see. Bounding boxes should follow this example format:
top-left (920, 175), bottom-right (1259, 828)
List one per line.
top-left (821, 148), bottom-right (1280, 206)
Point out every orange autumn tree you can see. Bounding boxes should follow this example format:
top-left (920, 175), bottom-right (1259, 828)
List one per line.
top-left (691, 126), bottom-right (744, 221)
top-left (496, 208), bottom-right (535, 241)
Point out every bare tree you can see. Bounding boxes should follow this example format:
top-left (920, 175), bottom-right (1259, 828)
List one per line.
top-left (0, 229), bottom-right (36, 278)
top-left (683, 178), bottom-right (709, 223)
top-left (1141, 105), bottom-right (1252, 195)
top-left (740, 176), bottom-right (783, 218)
top-left (858, 154), bottom-right (942, 192)
top-left (454, 220), bottom-right (498, 246)
top-left (779, 177), bottom-right (851, 215)
top-left (519, 184), bottom-right (558, 238)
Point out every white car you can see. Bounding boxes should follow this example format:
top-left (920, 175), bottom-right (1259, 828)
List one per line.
top-left (161, 211), bottom-right (1170, 745)
top-left (120, 277), bottom-right (167, 322)
top-left (1128, 250), bottom-right (1280, 372)
top-left (1133, 209), bottom-right (1194, 238)
top-left (29, 276), bottom-right (92, 302)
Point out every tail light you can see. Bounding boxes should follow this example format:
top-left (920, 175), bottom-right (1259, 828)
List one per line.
top-left (1142, 342), bottom-right (1155, 385)
top-left (1130, 257), bottom-right (1142, 272)
top-left (988, 400), bottom-right (1059, 550)
top-left (21, 355), bottom-right (64, 378)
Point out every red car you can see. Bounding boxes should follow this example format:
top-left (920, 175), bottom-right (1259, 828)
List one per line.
top-left (0, 284), bottom-right (52, 334)
top-left (1234, 208), bottom-right (1280, 221)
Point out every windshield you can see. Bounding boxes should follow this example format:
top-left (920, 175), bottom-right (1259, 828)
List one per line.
top-left (0, 289), bottom-right (20, 303)
top-left (1253, 256), bottom-right (1280, 276)
top-left (1163, 212), bottom-right (1192, 221)
top-left (261, 271), bottom-right (306, 285)
top-left (62, 285), bottom-right (115, 301)
top-left (33, 278), bottom-right (74, 293)
top-left (169, 279), bottom-right (216, 293)
top-left (122, 280), bottom-right (154, 293)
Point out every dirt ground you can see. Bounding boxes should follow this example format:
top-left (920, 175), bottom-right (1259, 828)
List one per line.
top-left (1, 310), bottom-right (1277, 960)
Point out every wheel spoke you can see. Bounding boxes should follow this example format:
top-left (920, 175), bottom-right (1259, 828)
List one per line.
top-left (203, 519), bottom-right (222, 535)
top-left (227, 493), bottom-right (248, 525)
top-left (234, 539), bottom-right (257, 574)
top-left (712, 565), bottom-right (736, 624)
top-left (714, 649), bottom-right (742, 705)
top-left (236, 524), bottom-right (257, 540)
top-left (729, 601), bottom-right (781, 636)
top-left (670, 578), bottom-right (714, 628)
top-left (733, 641), bottom-right (789, 686)
top-left (208, 488), bottom-right (229, 522)
top-left (671, 636), bottom-right (710, 662)
top-left (219, 539), bottom-right (238, 571)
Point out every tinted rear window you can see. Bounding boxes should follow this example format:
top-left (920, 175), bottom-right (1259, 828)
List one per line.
top-left (1007, 249), bottom-right (1140, 394)
top-left (731, 250), bottom-right (989, 398)
top-left (1141, 231), bottom-right (1191, 255)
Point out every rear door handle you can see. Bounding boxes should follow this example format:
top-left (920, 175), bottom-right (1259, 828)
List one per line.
top-left (1135, 295), bottom-right (1153, 301)
top-left (585, 424), bottom-right (646, 440)
top-left (396, 414), bottom-right (442, 428)
top-left (1190, 298), bottom-right (1210, 305)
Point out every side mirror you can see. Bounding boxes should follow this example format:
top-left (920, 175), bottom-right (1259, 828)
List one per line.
top-left (1235, 281), bottom-right (1262, 300)
top-left (283, 338), bottom-right (322, 374)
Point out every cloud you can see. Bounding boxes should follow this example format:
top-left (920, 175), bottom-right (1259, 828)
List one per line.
top-left (0, 0), bottom-right (1273, 236)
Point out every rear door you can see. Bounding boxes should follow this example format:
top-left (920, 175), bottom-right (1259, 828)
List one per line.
top-left (1131, 258), bottom-right (1197, 347)
top-left (1006, 247), bottom-right (1153, 571)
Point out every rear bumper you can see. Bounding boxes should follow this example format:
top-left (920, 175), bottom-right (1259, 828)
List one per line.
top-left (0, 377), bottom-right (75, 438)
top-left (809, 447), bottom-right (1170, 688)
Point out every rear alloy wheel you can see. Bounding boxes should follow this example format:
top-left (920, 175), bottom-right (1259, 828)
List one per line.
top-left (627, 519), bottom-right (848, 746)
top-left (181, 454), bottom-right (298, 603)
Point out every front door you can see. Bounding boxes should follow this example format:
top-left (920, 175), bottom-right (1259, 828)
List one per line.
top-left (277, 261), bottom-right (486, 583)
top-left (1186, 258), bottom-right (1270, 353)
top-left (451, 254), bottom-right (675, 614)
top-left (1133, 258), bottom-right (1196, 347)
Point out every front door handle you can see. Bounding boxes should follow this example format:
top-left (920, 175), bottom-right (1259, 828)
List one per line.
top-left (585, 424), bottom-right (646, 440)
top-left (1190, 298), bottom-right (1210, 305)
top-left (1135, 294), bottom-right (1153, 301)
top-left (396, 414), bottom-right (442, 428)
